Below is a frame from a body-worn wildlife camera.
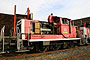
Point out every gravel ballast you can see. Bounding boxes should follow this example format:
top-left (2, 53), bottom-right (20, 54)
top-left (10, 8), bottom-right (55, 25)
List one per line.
top-left (1, 45), bottom-right (90, 60)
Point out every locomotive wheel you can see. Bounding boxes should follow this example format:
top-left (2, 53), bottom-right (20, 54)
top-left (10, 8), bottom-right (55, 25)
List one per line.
top-left (33, 42), bottom-right (49, 52)
top-left (39, 46), bottom-right (49, 52)
top-left (63, 42), bottom-right (68, 49)
top-left (52, 43), bottom-right (61, 50)
top-left (68, 41), bottom-right (74, 48)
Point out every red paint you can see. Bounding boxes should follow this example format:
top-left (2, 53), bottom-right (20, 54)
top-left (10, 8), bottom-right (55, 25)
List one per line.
top-left (69, 19), bottom-right (71, 33)
top-left (23, 17), bottom-right (76, 40)
top-left (48, 15), bottom-right (76, 38)
top-left (14, 5), bottom-right (16, 36)
top-left (27, 8), bottom-right (29, 19)
top-left (84, 24), bottom-right (86, 27)
top-left (24, 19), bottom-right (39, 39)
top-left (19, 14), bottom-right (79, 40)
top-left (85, 28), bottom-right (90, 38)
top-left (59, 17), bottom-right (62, 34)
top-left (30, 35), bottom-right (63, 39)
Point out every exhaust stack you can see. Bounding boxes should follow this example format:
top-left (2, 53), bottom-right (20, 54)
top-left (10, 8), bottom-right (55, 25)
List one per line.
top-left (27, 8), bottom-right (30, 19)
top-left (14, 5), bottom-right (16, 36)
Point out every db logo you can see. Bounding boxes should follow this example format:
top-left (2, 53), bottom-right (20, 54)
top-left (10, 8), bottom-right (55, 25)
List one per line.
top-left (64, 28), bottom-right (67, 31)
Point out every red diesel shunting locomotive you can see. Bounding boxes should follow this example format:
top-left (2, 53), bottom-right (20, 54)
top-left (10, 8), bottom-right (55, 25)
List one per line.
top-left (16, 13), bottom-right (81, 52)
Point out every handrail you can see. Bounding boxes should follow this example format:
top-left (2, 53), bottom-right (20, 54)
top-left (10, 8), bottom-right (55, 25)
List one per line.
top-left (0, 26), bottom-right (5, 52)
top-left (0, 36), bottom-right (17, 39)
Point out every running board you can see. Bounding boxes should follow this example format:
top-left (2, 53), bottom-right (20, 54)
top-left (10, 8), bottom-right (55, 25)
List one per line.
top-left (0, 52), bottom-right (5, 54)
top-left (16, 50), bottom-right (30, 52)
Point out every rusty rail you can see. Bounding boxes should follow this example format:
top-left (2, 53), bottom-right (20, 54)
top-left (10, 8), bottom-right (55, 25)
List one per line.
top-left (60, 51), bottom-right (90, 60)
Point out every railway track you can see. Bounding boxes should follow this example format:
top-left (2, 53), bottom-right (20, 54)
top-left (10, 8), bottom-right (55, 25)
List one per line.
top-left (0, 45), bottom-right (90, 60)
top-left (60, 50), bottom-right (90, 60)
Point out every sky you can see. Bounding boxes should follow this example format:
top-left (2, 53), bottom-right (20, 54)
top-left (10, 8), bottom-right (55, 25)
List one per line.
top-left (0, 0), bottom-right (90, 21)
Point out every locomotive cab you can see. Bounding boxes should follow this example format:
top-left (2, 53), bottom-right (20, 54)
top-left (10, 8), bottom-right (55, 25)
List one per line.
top-left (48, 15), bottom-right (76, 38)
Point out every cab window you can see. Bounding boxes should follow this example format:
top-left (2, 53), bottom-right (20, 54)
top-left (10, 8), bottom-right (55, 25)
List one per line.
top-left (52, 16), bottom-right (60, 23)
top-left (62, 18), bottom-right (69, 25)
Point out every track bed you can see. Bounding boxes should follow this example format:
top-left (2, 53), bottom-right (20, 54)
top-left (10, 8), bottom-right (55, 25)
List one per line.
top-left (0, 45), bottom-right (90, 60)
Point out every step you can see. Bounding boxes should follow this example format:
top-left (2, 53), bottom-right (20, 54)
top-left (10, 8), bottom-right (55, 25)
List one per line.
top-left (0, 51), bottom-right (5, 54)
top-left (16, 50), bottom-right (30, 52)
